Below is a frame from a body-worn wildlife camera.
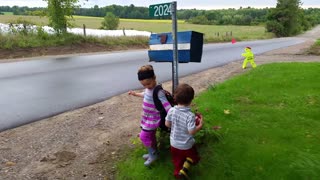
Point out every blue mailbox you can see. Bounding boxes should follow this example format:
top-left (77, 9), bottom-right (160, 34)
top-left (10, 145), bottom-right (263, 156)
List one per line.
top-left (148, 31), bottom-right (203, 63)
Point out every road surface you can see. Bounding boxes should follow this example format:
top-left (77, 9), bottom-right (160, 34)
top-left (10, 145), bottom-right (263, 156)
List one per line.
top-left (0, 37), bottom-right (305, 131)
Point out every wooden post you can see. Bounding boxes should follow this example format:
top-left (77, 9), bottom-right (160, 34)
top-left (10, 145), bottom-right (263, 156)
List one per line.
top-left (83, 24), bottom-right (86, 36)
top-left (123, 27), bottom-right (126, 36)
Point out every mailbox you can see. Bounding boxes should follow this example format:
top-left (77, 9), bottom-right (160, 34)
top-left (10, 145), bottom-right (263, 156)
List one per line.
top-left (148, 31), bottom-right (203, 63)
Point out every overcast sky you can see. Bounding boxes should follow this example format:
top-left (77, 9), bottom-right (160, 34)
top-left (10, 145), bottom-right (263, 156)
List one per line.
top-left (0, 0), bottom-right (319, 9)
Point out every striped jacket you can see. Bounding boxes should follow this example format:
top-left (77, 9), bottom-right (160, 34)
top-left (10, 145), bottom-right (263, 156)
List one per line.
top-left (140, 87), bottom-right (171, 130)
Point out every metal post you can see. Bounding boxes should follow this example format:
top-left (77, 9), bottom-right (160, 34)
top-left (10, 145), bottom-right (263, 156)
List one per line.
top-left (171, 1), bottom-right (178, 94)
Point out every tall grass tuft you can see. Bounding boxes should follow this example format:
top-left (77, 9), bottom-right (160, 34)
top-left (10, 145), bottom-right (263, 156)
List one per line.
top-left (0, 31), bottom-right (148, 50)
top-left (307, 39), bottom-right (320, 55)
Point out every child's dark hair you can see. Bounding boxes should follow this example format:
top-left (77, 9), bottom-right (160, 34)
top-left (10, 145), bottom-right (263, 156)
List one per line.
top-left (137, 64), bottom-right (155, 80)
top-left (174, 83), bottom-right (194, 105)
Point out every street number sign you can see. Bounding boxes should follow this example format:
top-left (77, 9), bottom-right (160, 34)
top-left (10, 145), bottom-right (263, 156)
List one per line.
top-left (149, 2), bottom-right (172, 17)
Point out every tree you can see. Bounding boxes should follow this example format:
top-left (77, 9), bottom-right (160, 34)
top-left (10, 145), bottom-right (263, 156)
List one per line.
top-left (101, 12), bottom-right (119, 30)
top-left (43, 0), bottom-right (81, 33)
top-left (188, 15), bottom-right (209, 25)
top-left (266, 0), bottom-right (304, 37)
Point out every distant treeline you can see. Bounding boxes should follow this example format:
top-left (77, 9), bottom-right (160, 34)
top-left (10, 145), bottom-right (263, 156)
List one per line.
top-left (1, 5), bottom-right (320, 26)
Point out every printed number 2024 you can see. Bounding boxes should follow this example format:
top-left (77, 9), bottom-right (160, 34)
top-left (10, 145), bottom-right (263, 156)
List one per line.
top-left (154, 4), bottom-right (172, 17)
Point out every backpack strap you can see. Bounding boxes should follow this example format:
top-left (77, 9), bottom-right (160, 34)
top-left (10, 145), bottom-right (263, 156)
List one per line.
top-left (153, 84), bottom-right (164, 112)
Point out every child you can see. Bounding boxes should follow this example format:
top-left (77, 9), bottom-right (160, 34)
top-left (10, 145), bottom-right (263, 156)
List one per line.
top-left (241, 46), bottom-right (257, 69)
top-left (165, 83), bottom-right (203, 179)
top-left (128, 64), bottom-right (172, 166)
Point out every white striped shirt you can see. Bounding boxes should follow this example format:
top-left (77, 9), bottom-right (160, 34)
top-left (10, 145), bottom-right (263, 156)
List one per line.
top-left (166, 106), bottom-right (196, 150)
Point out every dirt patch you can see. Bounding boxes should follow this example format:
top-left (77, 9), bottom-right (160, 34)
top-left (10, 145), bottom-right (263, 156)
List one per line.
top-left (0, 28), bottom-right (319, 180)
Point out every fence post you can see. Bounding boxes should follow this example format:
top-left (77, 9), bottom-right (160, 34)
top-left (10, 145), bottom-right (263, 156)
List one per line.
top-left (83, 24), bottom-right (86, 36)
top-left (123, 27), bottom-right (126, 36)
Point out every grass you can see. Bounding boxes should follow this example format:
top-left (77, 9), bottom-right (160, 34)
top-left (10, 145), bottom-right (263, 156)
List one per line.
top-left (0, 32), bottom-right (149, 49)
top-left (1, 12), bottom-right (13, 15)
top-left (0, 15), bottom-right (273, 42)
top-left (0, 15), bottom-right (48, 25)
top-left (0, 14), bottom-right (273, 50)
top-left (307, 39), bottom-right (320, 55)
top-left (116, 62), bottom-right (320, 179)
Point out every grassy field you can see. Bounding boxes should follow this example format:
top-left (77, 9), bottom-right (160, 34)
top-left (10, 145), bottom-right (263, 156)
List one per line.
top-left (0, 15), bottom-right (274, 41)
top-left (0, 12), bottom-right (13, 15)
top-left (116, 62), bottom-right (320, 179)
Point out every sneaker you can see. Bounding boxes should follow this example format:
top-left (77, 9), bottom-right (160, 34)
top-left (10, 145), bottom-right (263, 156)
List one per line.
top-left (179, 169), bottom-right (190, 180)
top-left (144, 155), bottom-right (158, 166)
top-left (142, 154), bottom-right (149, 160)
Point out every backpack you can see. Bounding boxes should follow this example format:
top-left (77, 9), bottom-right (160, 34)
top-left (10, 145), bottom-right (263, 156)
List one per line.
top-left (153, 84), bottom-right (176, 132)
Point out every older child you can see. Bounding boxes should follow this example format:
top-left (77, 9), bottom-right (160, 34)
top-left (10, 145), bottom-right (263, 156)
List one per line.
top-left (128, 64), bottom-right (172, 166)
top-left (165, 83), bottom-right (203, 179)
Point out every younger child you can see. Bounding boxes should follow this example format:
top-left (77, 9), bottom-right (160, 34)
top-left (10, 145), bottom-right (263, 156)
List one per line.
top-left (165, 83), bottom-right (203, 179)
top-left (241, 46), bottom-right (257, 69)
top-left (128, 64), bottom-right (172, 166)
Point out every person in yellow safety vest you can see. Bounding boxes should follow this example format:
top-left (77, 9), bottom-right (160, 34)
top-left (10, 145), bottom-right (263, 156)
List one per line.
top-left (241, 47), bottom-right (257, 69)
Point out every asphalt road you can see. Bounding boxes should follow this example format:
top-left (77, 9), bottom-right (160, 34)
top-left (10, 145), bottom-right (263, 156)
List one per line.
top-left (0, 37), bottom-right (305, 132)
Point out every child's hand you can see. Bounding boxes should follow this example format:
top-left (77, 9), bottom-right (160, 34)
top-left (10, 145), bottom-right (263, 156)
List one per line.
top-left (195, 113), bottom-right (203, 128)
top-left (128, 91), bottom-right (135, 96)
top-left (128, 91), bottom-right (143, 98)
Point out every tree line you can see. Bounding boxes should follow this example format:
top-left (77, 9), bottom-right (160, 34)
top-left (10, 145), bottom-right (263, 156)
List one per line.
top-left (2, 4), bottom-right (320, 26)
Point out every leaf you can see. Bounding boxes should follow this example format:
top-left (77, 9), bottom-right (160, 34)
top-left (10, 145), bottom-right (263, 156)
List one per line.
top-left (224, 109), bottom-right (230, 114)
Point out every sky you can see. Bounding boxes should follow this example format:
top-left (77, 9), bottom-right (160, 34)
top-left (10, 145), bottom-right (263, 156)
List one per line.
top-left (0, 0), bottom-right (319, 9)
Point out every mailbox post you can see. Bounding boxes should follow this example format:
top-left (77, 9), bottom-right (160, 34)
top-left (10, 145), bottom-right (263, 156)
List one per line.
top-left (171, 1), bottom-right (178, 94)
top-left (149, 2), bottom-right (203, 94)
top-left (149, 1), bottom-right (178, 94)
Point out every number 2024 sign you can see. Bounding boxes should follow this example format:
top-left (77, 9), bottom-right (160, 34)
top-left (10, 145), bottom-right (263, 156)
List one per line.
top-left (149, 2), bottom-right (172, 17)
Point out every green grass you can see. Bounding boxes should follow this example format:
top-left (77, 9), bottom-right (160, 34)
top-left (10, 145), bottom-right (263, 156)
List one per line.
top-left (116, 62), bottom-right (320, 180)
top-left (1, 12), bottom-right (13, 15)
top-left (0, 15), bottom-right (273, 50)
top-left (0, 15), bottom-right (48, 25)
top-left (0, 32), bottom-right (149, 50)
top-left (308, 39), bottom-right (320, 55)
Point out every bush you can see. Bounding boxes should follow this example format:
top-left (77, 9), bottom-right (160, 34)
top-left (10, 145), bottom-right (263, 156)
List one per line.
top-left (266, 20), bottom-right (285, 37)
top-left (36, 26), bottom-right (50, 40)
top-left (101, 12), bottom-right (119, 30)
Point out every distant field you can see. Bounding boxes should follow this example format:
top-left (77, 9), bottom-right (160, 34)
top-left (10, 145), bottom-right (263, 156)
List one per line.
top-left (0, 15), bottom-right (48, 25)
top-left (0, 15), bottom-right (274, 41)
top-left (0, 12), bottom-right (13, 15)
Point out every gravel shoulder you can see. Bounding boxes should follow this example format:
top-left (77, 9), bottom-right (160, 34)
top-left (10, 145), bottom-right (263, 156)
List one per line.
top-left (0, 28), bottom-right (319, 180)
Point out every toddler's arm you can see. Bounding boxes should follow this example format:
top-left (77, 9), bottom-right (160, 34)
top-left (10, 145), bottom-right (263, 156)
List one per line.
top-left (189, 114), bottom-right (203, 135)
top-left (165, 120), bottom-right (171, 128)
top-left (128, 91), bottom-right (144, 98)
